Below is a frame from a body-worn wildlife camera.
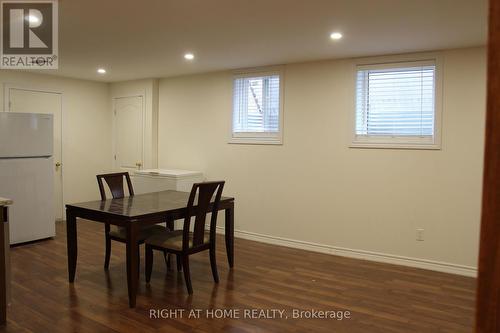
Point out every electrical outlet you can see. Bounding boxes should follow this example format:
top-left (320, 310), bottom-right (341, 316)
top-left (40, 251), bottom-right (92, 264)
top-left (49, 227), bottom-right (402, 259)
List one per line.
top-left (416, 228), bottom-right (424, 241)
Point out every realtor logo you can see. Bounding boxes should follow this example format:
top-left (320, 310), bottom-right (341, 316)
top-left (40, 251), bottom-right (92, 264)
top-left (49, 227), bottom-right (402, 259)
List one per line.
top-left (1, 0), bottom-right (58, 69)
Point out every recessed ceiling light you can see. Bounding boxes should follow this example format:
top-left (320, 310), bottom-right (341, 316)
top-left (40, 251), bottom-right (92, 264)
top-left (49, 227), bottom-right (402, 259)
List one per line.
top-left (330, 32), bottom-right (343, 40)
top-left (97, 68), bottom-right (106, 74)
top-left (27, 10), bottom-right (42, 27)
top-left (184, 53), bottom-right (195, 60)
top-left (28, 15), bottom-right (40, 24)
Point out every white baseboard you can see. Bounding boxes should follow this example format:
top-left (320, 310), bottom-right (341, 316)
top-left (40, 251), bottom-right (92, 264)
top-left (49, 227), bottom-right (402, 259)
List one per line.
top-left (216, 226), bottom-right (477, 277)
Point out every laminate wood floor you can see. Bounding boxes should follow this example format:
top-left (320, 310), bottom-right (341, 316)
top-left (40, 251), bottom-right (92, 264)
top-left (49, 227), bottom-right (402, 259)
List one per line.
top-left (1, 221), bottom-right (475, 333)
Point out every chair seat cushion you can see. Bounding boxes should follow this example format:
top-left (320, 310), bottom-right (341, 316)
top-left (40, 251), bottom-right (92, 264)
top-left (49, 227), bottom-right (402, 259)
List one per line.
top-left (145, 230), bottom-right (210, 251)
top-left (109, 224), bottom-right (167, 241)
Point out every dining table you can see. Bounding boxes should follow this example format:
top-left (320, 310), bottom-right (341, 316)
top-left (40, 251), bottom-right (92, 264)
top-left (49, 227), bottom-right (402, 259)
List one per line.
top-left (65, 190), bottom-right (234, 307)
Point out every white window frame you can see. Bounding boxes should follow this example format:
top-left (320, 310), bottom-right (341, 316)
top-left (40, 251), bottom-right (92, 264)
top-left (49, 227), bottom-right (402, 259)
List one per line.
top-left (229, 68), bottom-right (284, 145)
top-left (350, 57), bottom-right (443, 150)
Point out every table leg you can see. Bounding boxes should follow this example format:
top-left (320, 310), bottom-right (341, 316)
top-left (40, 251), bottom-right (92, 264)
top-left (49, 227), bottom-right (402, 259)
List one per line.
top-left (225, 203), bottom-right (234, 268)
top-left (66, 209), bottom-right (77, 282)
top-left (126, 222), bottom-right (139, 308)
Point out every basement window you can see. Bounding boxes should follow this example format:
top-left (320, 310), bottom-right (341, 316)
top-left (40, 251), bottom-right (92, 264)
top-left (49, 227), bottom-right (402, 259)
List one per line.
top-left (230, 69), bottom-right (283, 144)
top-left (352, 60), bottom-right (441, 149)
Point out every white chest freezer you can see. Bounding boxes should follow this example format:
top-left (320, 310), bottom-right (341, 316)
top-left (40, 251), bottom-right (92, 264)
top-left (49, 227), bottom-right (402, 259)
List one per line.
top-left (132, 169), bottom-right (204, 194)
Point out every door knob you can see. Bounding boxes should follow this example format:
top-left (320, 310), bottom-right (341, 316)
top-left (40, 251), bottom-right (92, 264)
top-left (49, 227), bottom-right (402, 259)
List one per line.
top-left (55, 162), bottom-right (62, 167)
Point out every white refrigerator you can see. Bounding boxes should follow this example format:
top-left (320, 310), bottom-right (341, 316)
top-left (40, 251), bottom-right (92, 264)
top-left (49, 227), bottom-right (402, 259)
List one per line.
top-left (0, 112), bottom-right (55, 244)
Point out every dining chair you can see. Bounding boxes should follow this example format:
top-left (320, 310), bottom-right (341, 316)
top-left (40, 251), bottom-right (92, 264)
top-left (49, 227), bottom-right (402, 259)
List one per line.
top-left (96, 172), bottom-right (169, 270)
top-left (144, 181), bottom-right (225, 294)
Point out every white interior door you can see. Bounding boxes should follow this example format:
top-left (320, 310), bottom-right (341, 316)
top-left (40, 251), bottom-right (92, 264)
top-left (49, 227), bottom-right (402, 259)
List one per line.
top-left (113, 96), bottom-right (144, 172)
top-left (7, 88), bottom-right (63, 221)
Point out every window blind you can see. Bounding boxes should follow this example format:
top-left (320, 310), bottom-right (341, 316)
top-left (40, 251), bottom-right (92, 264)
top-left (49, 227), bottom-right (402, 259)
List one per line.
top-left (233, 74), bottom-right (280, 133)
top-left (355, 63), bottom-right (436, 138)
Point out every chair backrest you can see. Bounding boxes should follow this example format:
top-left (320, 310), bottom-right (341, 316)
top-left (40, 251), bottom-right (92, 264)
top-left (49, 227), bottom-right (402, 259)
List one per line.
top-left (182, 181), bottom-right (225, 250)
top-left (96, 172), bottom-right (134, 200)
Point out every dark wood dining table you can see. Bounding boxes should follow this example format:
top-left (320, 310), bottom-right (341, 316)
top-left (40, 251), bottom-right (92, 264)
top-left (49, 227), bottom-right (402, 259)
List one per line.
top-left (65, 190), bottom-right (234, 308)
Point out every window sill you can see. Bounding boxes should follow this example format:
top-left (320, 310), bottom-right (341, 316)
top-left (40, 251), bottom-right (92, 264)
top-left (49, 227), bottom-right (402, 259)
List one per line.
top-left (228, 136), bottom-right (283, 145)
top-left (350, 142), bottom-right (441, 150)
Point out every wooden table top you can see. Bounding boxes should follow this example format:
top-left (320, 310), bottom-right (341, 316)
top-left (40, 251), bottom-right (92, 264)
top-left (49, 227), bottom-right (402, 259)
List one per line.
top-left (66, 190), bottom-right (234, 218)
top-left (0, 198), bottom-right (12, 206)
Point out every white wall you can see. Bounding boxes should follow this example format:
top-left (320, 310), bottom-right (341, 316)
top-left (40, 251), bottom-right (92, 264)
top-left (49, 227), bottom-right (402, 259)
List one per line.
top-left (0, 71), bottom-right (112, 204)
top-left (109, 79), bottom-right (159, 169)
top-left (157, 47), bottom-right (486, 273)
